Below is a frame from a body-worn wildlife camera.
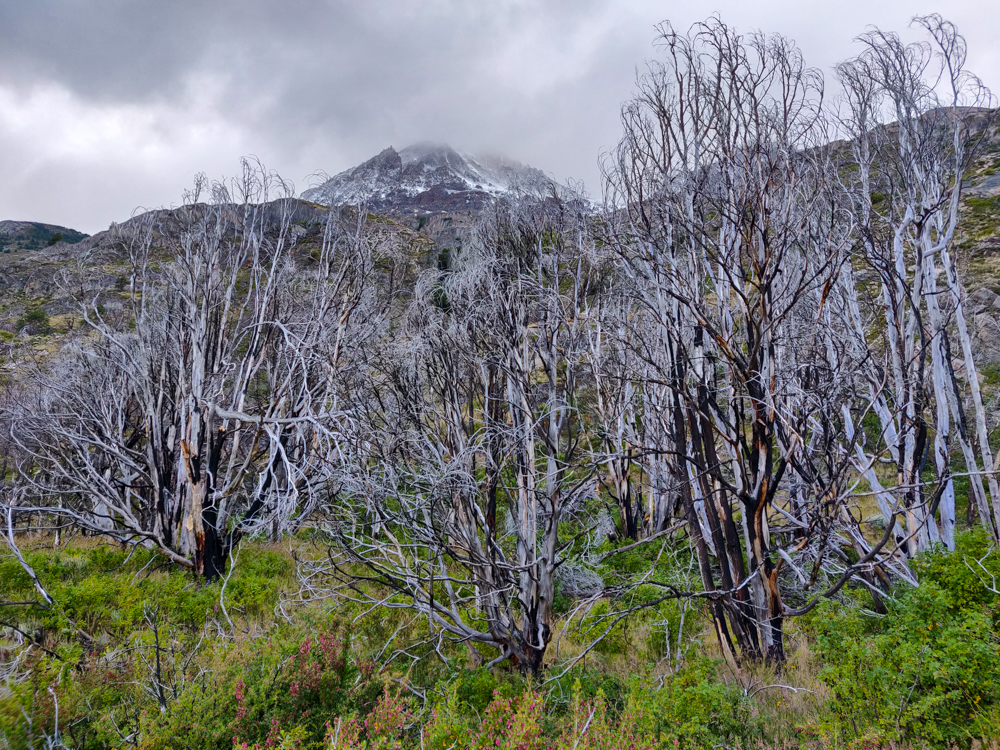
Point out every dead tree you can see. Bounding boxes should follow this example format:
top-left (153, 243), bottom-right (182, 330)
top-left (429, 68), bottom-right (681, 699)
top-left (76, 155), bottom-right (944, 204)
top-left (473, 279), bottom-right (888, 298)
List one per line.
top-left (307, 197), bottom-right (604, 673)
top-left (583, 269), bottom-right (653, 541)
top-left (8, 163), bottom-right (377, 578)
top-left (836, 15), bottom-right (998, 549)
top-left (604, 18), bottom-right (866, 664)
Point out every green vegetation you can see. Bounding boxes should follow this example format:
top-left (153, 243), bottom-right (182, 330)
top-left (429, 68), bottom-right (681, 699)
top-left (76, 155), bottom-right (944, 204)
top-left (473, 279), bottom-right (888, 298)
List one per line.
top-left (981, 363), bottom-right (1000, 387)
top-left (0, 223), bottom-right (87, 252)
top-left (960, 195), bottom-right (1000, 245)
top-left (4, 533), bottom-right (1000, 748)
top-left (15, 305), bottom-right (50, 335)
top-left (808, 530), bottom-right (1000, 746)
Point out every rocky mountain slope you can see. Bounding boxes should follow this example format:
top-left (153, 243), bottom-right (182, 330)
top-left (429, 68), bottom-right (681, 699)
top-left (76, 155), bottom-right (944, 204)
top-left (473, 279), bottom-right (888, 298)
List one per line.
top-left (0, 200), bottom-right (434, 353)
top-left (301, 143), bottom-right (564, 216)
top-left (3, 126), bottom-right (997, 371)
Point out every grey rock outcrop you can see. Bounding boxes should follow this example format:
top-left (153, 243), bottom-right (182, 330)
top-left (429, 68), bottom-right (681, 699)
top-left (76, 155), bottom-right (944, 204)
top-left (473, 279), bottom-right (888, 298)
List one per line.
top-left (970, 287), bottom-right (1000, 314)
top-left (972, 309), bottom-right (1000, 366)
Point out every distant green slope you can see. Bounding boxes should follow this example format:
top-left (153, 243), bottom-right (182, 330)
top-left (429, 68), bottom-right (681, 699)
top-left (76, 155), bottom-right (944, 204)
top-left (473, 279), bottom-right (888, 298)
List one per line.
top-left (0, 219), bottom-right (88, 253)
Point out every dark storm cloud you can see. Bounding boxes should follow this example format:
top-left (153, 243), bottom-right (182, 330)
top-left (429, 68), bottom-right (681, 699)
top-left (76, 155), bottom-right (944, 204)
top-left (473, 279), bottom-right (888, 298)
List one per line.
top-left (0, 1), bottom-right (997, 233)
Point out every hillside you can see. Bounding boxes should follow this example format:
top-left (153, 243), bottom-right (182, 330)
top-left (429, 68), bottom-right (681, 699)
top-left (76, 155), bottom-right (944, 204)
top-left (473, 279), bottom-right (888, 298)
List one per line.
top-left (0, 220), bottom-right (87, 254)
top-left (0, 198), bottom-right (432, 360)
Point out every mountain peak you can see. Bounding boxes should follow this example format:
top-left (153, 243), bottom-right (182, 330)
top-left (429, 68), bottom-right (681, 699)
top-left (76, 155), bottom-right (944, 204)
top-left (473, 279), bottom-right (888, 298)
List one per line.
top-left (365, 146), bottom-right (403, 171)
top-left (302, 144), bottom-right (563, 215)
top-left (398, 143), bottom-right (465, 169)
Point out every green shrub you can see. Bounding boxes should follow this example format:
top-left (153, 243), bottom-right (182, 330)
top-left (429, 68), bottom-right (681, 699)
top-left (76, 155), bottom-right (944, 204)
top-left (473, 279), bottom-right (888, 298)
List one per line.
top-left (555, 681), bottom-right (652, 750)
top-left (545, 666), bottom-right (624, 715)
top-left (625, 658), bottom-right (756, 748)
top-left (326, 685), bottom-right (413, 750)
top-left (981, 363), bottom-right (1000, 387)
top-left (811, 531), bottom-right (1000, 747)
top-left (910, 528), bottom-right (1000, 612)
top-left (447, 667), bottom-right (523, 714)
top-left (424, 680), bottom-right (666, 750)
top-left (143, 619), bottom-right (356, 749)
top-left (423, 685), bottom-right (475, 750)
top-left (0, 619), bottom-right (358, 750)
top-left (17, 304), bottom-right (50, 334)
top-left (477, 689), bottom-right (544, 750)
top-left (580, 601), bottom-right (629, 656)
top-left (0, 541), bottom-right (302, 748)
top-left (224, 547), bottom-right (293, 616)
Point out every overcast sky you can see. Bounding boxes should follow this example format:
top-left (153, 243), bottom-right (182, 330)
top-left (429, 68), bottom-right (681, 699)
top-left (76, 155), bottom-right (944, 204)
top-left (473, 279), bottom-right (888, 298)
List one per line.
top-left (1, 0), bottom-right (997, 234)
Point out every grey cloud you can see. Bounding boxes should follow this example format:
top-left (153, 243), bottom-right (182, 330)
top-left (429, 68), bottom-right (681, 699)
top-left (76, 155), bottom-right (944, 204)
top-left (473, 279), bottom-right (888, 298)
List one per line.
top-left (0, 1), bottom-right (229, 101)
top-left (0, 0), bottom-right (997, 233)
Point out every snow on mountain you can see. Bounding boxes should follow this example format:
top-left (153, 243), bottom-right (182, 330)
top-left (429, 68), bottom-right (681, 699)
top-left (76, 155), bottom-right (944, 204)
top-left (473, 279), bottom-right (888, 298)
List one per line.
top-left (301, 143), bottom-right (565, 214)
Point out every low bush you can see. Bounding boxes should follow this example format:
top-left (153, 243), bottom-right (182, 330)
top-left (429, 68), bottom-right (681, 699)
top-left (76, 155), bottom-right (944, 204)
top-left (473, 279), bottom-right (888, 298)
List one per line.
top-left (625, 659), bottom-right (756, 747)
top-left (16, 304), bottom-right (50, 334)
top-left (9, 532), bottom-right (1000, 749)
top-left (143, 619), bottom-right (356, 750)
top-left (809, 529), bottom-right (1000, 747)
top-left (2, 618), bottom-right (359, 750)
top-left (0, 541), bottom-right (305, 749)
